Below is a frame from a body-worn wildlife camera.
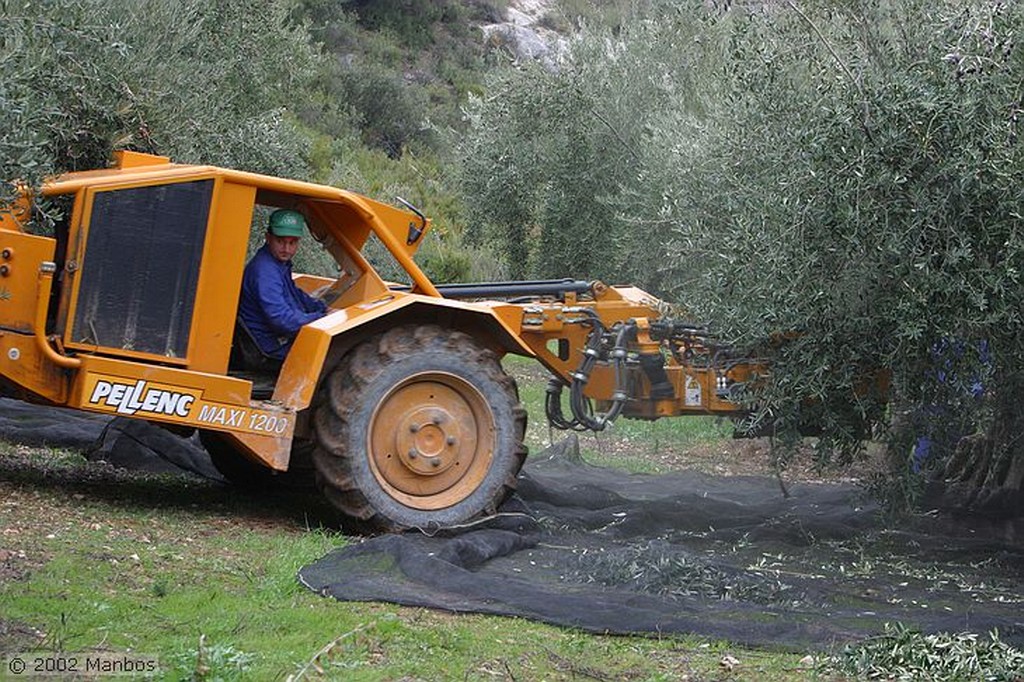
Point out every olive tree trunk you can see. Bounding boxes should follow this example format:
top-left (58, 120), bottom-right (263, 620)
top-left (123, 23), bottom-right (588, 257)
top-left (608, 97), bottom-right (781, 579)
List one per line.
top-left (937, 376), bottom-right (1024, 517)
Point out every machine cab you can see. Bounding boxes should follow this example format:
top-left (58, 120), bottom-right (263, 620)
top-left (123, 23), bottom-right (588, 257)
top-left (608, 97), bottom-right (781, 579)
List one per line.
top-left (18, 152), bottom-right (433, 380)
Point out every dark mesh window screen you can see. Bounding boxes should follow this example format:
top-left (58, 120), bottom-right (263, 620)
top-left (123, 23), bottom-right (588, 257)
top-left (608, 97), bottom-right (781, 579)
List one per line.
top-left (72, 180), bottom-right (212, 358)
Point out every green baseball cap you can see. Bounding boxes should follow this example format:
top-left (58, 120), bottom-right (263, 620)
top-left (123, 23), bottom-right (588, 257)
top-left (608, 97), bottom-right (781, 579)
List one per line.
top-left (268, 209), bottom-right (306, 237)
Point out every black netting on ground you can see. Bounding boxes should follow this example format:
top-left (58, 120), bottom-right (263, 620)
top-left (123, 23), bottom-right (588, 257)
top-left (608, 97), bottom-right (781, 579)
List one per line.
top-left (0, 398), bottom-right (109, 449)
top-left (0, 399), bottom-right (223, 481)
top-left (300, 436), bottom-right (1024, 650)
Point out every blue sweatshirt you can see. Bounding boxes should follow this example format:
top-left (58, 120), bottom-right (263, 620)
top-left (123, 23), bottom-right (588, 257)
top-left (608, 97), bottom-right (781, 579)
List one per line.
top-left (238, 244), bottom-right (327, 359)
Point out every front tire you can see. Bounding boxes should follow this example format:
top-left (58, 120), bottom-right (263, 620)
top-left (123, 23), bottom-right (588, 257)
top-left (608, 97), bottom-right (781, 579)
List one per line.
top-left (312, 325), bottom-right (527, 532)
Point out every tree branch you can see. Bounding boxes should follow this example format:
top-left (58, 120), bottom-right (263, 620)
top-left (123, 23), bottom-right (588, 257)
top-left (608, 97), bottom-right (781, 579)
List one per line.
top-left (786, 1), bottom-right (874, 142)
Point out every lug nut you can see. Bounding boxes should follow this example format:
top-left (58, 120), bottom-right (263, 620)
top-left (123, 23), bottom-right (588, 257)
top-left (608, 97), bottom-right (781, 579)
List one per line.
top-left (446, 436), bottom-right (456, 446)
top-left (430, 458), bottom-right (441, 468)
top-left (409, 424), bottom-right (420, 433)
top-left (432, 415), bottom-right (443, 425)
top-left (407, 448), bottom-right (418, 459)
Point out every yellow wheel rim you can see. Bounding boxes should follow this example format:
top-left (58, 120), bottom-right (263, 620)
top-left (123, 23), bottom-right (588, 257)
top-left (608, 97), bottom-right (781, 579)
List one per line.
top-left (368, 371), bottom-right (495, 510)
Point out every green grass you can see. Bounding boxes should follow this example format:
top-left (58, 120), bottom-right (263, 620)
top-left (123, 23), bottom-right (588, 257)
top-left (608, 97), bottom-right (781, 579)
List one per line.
top-left (0, 441), bottom-right (812, 681)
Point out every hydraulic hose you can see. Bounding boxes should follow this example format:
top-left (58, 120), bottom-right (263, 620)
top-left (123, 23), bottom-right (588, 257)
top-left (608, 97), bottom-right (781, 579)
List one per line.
top-left (544, 378), bottom-right (588, 432)
top-left (567, 318), bottom-right (635, 432)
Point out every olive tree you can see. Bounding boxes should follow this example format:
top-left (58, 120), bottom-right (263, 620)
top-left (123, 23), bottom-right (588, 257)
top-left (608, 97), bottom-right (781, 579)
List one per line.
top-left (456, 10), bottom-right (712, 283)
top-left (658, 0), bottom-right (1024, 514)
top-left (458, 0), bottom-right (1024, 515)
top-left (1, 0), bottom-right (318, 207)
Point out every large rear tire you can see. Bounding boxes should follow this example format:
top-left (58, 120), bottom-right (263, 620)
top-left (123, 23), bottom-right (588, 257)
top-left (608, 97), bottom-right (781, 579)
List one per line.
top-left (312, 325), bottom-right (527, 532)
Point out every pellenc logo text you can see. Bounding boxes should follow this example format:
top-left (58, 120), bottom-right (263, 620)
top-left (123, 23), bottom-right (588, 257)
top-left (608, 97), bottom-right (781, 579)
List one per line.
top-left (89, 379), bottom-right (195, 417)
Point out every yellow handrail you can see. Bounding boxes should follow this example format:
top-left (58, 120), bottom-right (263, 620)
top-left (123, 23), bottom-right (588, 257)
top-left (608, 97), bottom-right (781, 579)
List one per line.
top-left (34, 262), bottom-right (81, 369)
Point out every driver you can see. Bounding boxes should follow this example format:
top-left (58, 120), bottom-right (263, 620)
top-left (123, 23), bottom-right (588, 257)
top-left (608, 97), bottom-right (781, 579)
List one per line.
top-left (237, 209), bottom-right (327, 365)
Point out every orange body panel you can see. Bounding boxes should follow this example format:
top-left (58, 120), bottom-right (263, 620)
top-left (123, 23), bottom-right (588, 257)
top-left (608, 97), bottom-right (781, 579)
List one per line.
top-left (187, 180), bottom-right (255, 373)
top-left (66, 356), bottom-right (296, 469)
top-left (0, 231), bottom-right (57, 333)
top-left (0, 331), bottom-right (70, 404)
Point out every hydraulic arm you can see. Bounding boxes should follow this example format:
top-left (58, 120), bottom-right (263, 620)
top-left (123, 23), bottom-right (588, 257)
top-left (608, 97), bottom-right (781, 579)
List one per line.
top-left (434, 278), bottom-right (763, 433)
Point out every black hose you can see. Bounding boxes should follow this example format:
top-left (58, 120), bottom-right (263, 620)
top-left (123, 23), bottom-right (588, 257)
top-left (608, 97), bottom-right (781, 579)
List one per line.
top-left (567, 319), bottom-right (635, 432)
top-left (545, 378), bottom-right (588, 431)
top-left (567, 316), bottom-right (606, 430)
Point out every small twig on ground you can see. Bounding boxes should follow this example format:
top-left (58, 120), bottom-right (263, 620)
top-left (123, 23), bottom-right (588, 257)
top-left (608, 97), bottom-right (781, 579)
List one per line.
top-left (775, 466), bottom-right (791, 499)
top-left (544, 648), bottom-right (613, 681)
top-left (768, 436), bottom-right (791, 498)
top-left (286, 624), bottom-right (368, 682)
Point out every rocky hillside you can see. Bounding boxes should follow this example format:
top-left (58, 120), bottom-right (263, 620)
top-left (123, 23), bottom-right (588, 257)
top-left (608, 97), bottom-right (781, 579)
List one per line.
top-left (482, 0), bottom-right (568, 68)
top-left (299, 0), bottom-right (573, 158)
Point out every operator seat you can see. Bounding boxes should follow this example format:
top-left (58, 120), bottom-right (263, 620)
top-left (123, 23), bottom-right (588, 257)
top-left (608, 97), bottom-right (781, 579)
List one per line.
top-left (228, 320), bottom-right (279, 399)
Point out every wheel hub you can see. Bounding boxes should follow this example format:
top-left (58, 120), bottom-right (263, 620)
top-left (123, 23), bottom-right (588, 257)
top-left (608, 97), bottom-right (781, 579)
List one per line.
top-left (396, 407), bottom-right (461, 475)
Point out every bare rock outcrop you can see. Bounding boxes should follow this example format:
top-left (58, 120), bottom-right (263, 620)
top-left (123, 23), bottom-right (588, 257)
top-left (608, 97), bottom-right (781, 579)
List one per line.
top-left (481, 0), bottom-right (568, 69)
